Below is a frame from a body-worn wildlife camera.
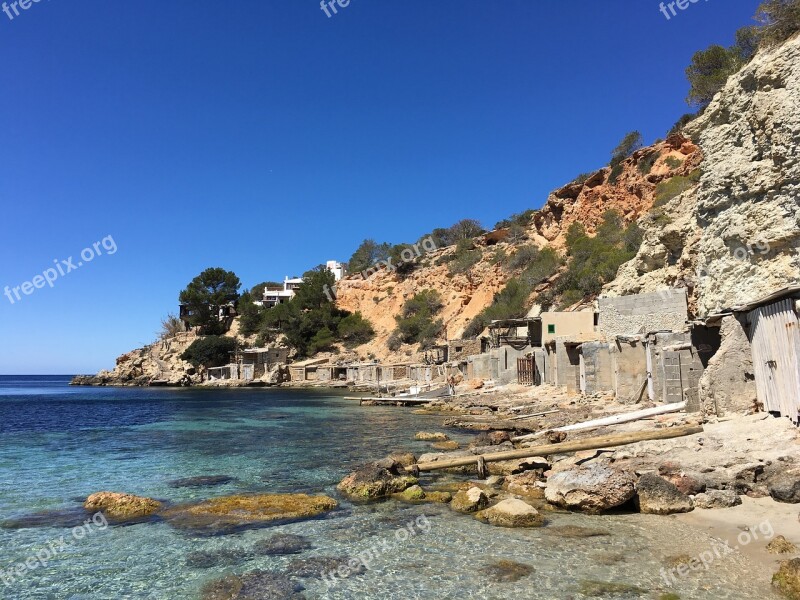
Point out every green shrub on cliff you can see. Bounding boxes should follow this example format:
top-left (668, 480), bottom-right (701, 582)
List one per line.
top-left (337, 312), bottom-right (375, 347)
top-left (393, 290), bottom-right (444, 349)
top-left (654, 169), bottom-right (702, 207)
top-left (178, 268), bottom-right (241, 335)
top-left (182, 336), bottom-right (237, 368)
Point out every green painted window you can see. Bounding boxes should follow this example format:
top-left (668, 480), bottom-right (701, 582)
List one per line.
top-left (547, 324), bottom-right (556, 334)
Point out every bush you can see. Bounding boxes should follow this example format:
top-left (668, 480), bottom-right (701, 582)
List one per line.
top-left (394, 290), bottom-right (444, 348)
top-left (337, 312), bottom-right (375, 347)
top-left (158, 314), bottom-right (185, 340)
top-left (755, 0), bottom-right (800, 47)
top-left (654, 169), bottom-right (702, 206)
top-left (608, 162), bottom-right (624, 185)
top-left (520, 247), bottom-right (561, 286)
top-left (551, 210), bottom-right (643, 306)
top-left (664, 156), bottom-right (683, 169)
top-left (237, 292), bottom-right (263, 336)
top-left (387, 331), bottom-right (403, 352)
top-left (308, 327), bottom-right (336, 355)
top-left (668, 112), bottom-right (697, 135)
top-left (685, 45), bottom-right (742, 107)
top-left (496, 209), bottom-right (535, 230)
top-left (637, 152), bottom-right (658, 175)
top-left (572, 172), bottom-right (593, 185)
top-left (507, 245), bottom-right (540, 271)
top-left (181, 336), bottom-right (237, 368)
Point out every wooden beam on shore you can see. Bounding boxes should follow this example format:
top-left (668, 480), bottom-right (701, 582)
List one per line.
top-left (407, 424), bottom-right (703, 472)
top-left (508, 409), bottom-right (560, 421)
top-left (511, 401), bottom-right (687, 442)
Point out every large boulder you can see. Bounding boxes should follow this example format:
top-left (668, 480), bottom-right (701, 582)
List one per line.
top-left (693, 490), bottom-right (742, 509)
top-left (636, 473), bottom-right (693, 515)
top-left (450, 487), bottom-right (489, 513)
top-left (476, 499), bottom-right (544, 528)
top-left (544, 465), bottom-right (636, 514)
top-left (504, 471), bottom-right (545, 497)
top-left (337, 463), bottom-right (417, 501)
top-left (770, 471), bottom-right (800, 504)
top-left (84, 492), bottom-right (162, 521)
top-left (773, 559), bottom-right (800, 600)
top-left (201, 570), bottom-right (304, 600)
top-left (162, 494), bottom-right (337, 534)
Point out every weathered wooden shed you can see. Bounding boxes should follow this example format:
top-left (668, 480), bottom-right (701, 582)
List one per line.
top-left (734, 287), bottom-right (800, 424)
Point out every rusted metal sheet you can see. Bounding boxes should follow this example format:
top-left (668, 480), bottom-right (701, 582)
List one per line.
top-left (749, 299), bottom-right (800, 424)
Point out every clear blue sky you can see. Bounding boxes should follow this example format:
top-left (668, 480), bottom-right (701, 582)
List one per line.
top-left (0, 0), bottom-right (760, 374)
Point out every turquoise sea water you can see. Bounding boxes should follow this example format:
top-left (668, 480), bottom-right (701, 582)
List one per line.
top-left (0, 377), bottom-right (774, 599)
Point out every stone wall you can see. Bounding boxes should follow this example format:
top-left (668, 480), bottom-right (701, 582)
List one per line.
top-left (598, 289), bottom-right (688, 339)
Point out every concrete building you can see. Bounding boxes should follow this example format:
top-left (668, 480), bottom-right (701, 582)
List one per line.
top-left (540, 311), bottom-right (596, 345)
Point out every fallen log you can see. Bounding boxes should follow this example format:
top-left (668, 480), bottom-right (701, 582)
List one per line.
top-left (508, 409), bottom-right (560, 421)
top-left (407, 424), bottom-right (703, 473)
top-left (511, 401), bottom-right (687, 442)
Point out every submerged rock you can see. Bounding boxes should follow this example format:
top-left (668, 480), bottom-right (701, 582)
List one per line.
top-left (545, 525), bottom-right (610, 538)
top-left (186, 547), bottom-right (251, 569)
top-left (285, 556), bottom-right (366, 579)
top-left (636, 473), bottom-right (694, 515)
top-left (773, 559), bottom-right (800, 600)
top-left (201, 570), bottom-right (305, 600)
top-left (84, 492), bottom-right (162, 521)
top-left (450, 487), bottom-right (488, 513)
top-left (693, 490), bottom-right (742, 509)
top-left (400, 485), bottom-right (426, 501)
top-left (162, 494), bottom-right (337, 535)
top-left (169, 475), bottom-right (235, 488)
top-left (476, 499), bottom-right (544, 528)
top-left (578, 580), bottom-right (645, 596)
top-left (481, 559), bottom-right (534, 583)
top-left (251, 533), bottom-right (312, 556)
top-left (0, 507), bottom-right (94, 529)
top-left (544, 465), bottom-right (636, 514)
top-left (337, 464), bottom-right (418, 501)
top-left (415, 432), bottom-right (449, 441)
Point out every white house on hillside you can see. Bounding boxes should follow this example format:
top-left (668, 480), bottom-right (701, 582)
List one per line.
top-left (255, 261), bottom-right (346, 308)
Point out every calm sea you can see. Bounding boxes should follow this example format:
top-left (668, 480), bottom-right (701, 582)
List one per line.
top-left (0, 377), bottom-right (767, 599)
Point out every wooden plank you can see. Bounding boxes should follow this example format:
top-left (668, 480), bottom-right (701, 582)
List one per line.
top-left (409, 424), bottom-right (703, 472)
top-left (511, 401), bottom-right (687, 442)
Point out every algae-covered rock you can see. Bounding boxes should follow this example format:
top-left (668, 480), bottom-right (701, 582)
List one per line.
top-left (252, 534), bottom-right (312, 556)
top-left (163, 494), bottom-right (337, 534)
top-left (84, 492), bottom-right (162, 521)
top-left (578, 580), bottom-right (645, 597)
top-left (401, 485), bottom-right (426, 501)
top-left (475, 498), bottom-right (544, 528)
top-left (200, 570), bottom-right (305, 600)
top-left (450, 487), bottom-right (488, 513)
top-left (769, 536), bottom-right (799, 555)
top-left (337, 464), bottom-right (418, 501)
top-left (773, 558), bottom-right (800, 599)
top-left (481, 559), bottom-right (534, 582)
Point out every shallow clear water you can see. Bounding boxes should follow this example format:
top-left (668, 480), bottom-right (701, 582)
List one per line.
top-left (0, 377), bottom-right (773, 599)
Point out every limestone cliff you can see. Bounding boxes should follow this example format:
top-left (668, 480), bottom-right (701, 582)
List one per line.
top-left (336, 138), bottom-right (700, 361)
top-left (608, 34), bottom-right (800, 316)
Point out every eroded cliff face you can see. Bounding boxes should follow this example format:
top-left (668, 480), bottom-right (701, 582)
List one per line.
top-left (335, 139), bottom-right (699, 361)
top-left (688, 34), bottom-right (800, 315)
top-left (608, 35), bottom-right (800, 316)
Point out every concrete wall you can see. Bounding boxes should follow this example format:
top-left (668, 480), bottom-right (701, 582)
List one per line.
top-left (541, 311), bottom-right (595, 345)
top-left (611, 339), bottom-right (648, 404)
top-left (580, 342), bottom-right (613, 394)
top-left (598, 289), bottom-right (688, 339)
top-left (447, 339), bottom-right (482, 362)
top-left (555, 340), bottom-right (581, 392)
top-left (466, 345), bottom-right (532, 384)
top-left (648, 331), bottom-right (705, 405)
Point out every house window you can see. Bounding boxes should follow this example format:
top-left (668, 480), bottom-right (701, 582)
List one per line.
top-left (548, 324), bottom-right (556, 334)
top-left (455, 346), bottom-right (463, 353)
